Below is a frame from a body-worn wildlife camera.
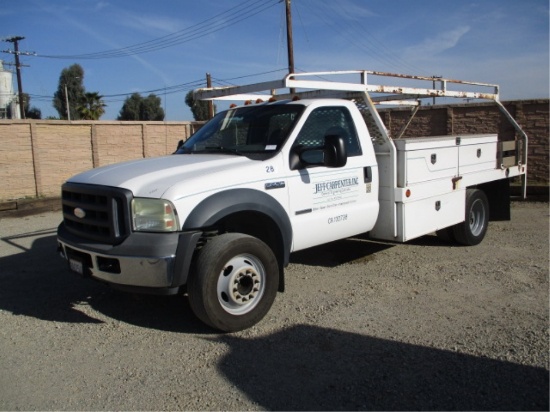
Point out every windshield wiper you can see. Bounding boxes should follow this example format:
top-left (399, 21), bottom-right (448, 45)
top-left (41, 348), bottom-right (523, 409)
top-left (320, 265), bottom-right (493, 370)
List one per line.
top-left (176, 146), bottom-right (192, 154)
top-left (199, 146), bottom-right (245, 156)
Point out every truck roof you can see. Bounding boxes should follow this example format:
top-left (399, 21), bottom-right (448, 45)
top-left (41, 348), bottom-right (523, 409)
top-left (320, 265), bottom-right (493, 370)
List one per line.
top-left (227, 97), bottom-right (358, 110)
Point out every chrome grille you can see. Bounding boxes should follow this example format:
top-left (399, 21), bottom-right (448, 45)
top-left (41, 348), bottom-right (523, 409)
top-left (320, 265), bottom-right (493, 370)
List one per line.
top-left (61, 183), bottom-right (132, 244)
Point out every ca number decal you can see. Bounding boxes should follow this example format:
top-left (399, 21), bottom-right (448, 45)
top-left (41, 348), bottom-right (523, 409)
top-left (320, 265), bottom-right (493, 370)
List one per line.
top-left (328, 214), bottom-right (348, 224)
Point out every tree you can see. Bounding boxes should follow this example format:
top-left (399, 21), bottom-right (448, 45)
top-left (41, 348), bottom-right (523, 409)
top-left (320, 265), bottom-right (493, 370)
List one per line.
top-left (25, 106), bottom-right (41, 119)
top-left (53, 64), bottom-right (85, 120)
top-left (117, 93), bottom-right (164, 121)
top-left (7, 93), bottom-right (41, 119)
top-left (117, 93), bottom-right (141, 120)
top-left (77, 92), bottom-right (106, 120)
top-left (185, 90), bottom-right (211, 121)
top-left (140, 94), bottom-right (165, 121)
top-left (23, 93), bottom-right (41, 119)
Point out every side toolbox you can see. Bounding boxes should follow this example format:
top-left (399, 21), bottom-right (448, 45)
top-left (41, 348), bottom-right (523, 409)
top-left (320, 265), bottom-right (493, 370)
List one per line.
top-left (458, 134), bottom-right (498, 175)
top-left (394, 136), bottom-right (459, 186)
top-left (392, 135), bottom-right (496, 242)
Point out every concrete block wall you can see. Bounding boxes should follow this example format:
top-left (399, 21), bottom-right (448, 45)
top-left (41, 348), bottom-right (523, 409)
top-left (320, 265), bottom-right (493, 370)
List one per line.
top-left (0, 100), bottom-right (547, 202)
top-left (33, 124), bottom-right (94, 200)
top-left (0, 123), bottom-right (36, 200)
top-left (517, 101), bottom-right (550, 183)
top-left (379, 100), bottom-right (548, 184)
top-left (0, 120), bottom-right (200, 201)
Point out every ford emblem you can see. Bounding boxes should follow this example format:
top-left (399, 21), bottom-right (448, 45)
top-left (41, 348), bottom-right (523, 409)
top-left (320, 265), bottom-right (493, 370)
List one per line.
top-left (74, 208), bottom-right (86, 219)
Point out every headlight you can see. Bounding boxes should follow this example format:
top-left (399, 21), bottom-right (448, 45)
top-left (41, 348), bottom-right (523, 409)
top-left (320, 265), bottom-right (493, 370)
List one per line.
top-left (132, 198), bottom-right (180, 232)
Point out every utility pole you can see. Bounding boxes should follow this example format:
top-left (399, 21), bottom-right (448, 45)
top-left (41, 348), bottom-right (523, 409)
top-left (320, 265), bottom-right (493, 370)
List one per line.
top-left (206, 73), bottom-right (214, 119)
top-left (2, 36), bottom-right (32, 119)
top-left (285, 0), bottom-right (295, 74)
top-left (285, 0), bottom-right (295, 92)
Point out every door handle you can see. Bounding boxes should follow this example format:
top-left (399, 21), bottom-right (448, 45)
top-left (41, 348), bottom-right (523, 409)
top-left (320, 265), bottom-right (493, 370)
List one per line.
top-left (364, 166), bottom-right (372, 183)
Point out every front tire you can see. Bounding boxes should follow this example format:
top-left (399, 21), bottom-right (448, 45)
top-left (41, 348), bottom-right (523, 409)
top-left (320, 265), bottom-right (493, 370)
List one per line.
top-left (187, 233), bottom-right (279, 332)
top-left (453, 189), bottom-right (489, 246)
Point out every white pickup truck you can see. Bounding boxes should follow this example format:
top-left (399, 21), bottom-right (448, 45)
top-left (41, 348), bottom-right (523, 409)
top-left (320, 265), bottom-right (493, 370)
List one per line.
top-left (57, 71), bottom-right (528, 331)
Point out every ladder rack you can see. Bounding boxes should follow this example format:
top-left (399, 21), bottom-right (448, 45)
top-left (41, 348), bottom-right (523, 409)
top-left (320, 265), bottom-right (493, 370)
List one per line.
top-left (195, 70), bottom-right (500, 103)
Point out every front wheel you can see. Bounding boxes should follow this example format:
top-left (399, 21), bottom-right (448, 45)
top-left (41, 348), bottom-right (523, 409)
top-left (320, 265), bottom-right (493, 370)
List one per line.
top-left (452, 189), bottom-right (489, 246)
top-left (187, 233), bottom-right (279, 332)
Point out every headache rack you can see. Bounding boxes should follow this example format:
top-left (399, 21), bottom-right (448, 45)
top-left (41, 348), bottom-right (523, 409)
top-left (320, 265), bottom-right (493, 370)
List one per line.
top-left (195, 70), bottom-right (528, 199)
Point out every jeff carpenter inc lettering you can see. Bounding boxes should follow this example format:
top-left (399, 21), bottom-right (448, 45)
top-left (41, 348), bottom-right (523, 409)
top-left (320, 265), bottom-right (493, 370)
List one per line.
top-left (314, 177), bottom-right (359, 194)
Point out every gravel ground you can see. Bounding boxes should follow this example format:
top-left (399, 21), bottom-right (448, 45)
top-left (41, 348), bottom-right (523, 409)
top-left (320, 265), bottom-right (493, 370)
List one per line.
top-left (0, 201), bottom-right (548, 411)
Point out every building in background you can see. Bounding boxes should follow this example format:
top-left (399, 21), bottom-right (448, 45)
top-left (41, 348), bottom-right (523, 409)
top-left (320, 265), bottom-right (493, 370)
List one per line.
top-left (0, 60), bottom-right (19, 119)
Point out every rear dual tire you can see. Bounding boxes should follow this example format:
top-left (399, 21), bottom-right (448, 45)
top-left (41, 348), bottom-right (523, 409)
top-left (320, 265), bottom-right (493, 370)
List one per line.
top-left (437, 189), bottom-right (489, 246)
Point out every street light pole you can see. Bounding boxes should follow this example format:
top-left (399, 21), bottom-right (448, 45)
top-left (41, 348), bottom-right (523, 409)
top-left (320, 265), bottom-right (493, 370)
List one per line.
top-left (64, 76), bottom-right (80, 121)
top-left (64, 83), bottom-right (71, 121)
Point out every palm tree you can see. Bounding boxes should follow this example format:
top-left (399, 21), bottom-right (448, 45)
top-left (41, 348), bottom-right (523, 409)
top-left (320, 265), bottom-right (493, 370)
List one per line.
top-left (77, 92), bottom-right (106, 120)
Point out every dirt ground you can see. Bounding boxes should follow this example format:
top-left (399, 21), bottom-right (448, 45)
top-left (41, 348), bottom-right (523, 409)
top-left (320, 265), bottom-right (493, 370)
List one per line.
top-left (0, 201), bottom-right (548, 411)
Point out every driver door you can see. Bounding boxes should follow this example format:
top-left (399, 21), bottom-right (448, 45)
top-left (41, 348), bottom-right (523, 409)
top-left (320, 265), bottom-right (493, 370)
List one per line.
top-left (287, 105), bottom-right (378, 251)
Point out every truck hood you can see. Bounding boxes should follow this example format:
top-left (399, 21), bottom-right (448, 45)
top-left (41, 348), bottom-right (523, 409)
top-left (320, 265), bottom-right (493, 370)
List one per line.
top-left (67, 154), bottom-right (253, 198)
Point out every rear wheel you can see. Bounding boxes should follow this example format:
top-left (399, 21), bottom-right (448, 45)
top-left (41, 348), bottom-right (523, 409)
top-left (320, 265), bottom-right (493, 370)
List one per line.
top-left (187, 233), bottom-right (279, 332)
top-left (453, 189), bottom-right (489, 246)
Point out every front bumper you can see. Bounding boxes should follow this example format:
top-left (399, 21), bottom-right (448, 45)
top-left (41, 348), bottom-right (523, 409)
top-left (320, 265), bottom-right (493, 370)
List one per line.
top-left (57, 224), bottom-right (201, 293)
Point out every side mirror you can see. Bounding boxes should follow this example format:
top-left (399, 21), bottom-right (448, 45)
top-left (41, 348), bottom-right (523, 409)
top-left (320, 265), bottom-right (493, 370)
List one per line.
top-left (323, 134), bottom-right (347, 168)
top-left (173, 139), bottom-right (184, 154)
top-left (290, 135), bottom-right (347, 170)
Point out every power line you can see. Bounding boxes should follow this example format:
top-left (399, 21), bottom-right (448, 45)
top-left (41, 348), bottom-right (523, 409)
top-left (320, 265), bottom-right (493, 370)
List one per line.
top-left (213, 68), bottom-right (288, 83)
top-left (35, 0), bottom-right (280, 60)
top-left (27, 69), bottom-right (290, 107)
top-left (298, 0), bottom-right (426, 74)
top-left (101, 79), bottom-right (205, 98)
top-left (97, 69), bottom-right (290, 101)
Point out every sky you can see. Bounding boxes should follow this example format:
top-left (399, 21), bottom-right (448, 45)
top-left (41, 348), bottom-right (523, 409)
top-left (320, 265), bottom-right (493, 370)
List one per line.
top-left (1, 0), bottom-right (548, 121)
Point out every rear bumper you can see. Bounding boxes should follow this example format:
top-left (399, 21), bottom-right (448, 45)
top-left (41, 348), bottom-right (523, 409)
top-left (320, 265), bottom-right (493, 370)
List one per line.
top-left (57, 224), bottom-right (202, 294)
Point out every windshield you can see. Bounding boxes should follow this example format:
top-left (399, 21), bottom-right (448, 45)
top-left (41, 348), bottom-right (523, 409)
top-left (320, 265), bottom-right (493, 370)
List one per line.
top-left (176, 103), bottom-right (304, 159)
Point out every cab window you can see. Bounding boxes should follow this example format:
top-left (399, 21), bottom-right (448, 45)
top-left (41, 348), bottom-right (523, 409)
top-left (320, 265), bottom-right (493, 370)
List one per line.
top-left (292, 106), bottom-right (362, 156)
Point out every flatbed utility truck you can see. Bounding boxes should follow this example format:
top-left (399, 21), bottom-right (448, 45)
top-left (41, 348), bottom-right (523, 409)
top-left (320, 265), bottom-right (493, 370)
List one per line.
top-left (57, 70), bottom-right (528, 331)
